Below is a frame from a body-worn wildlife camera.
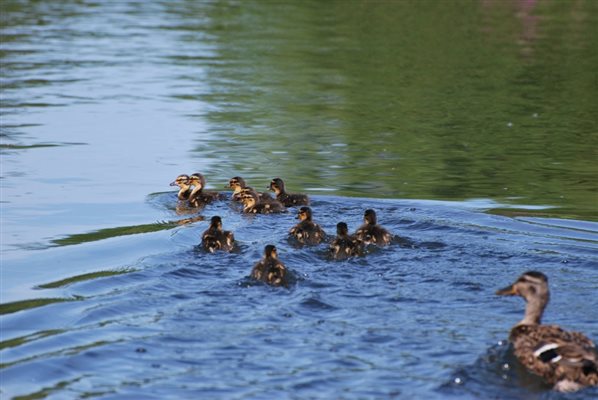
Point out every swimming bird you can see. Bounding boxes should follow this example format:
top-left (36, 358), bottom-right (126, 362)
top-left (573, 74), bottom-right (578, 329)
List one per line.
top-left (354, 209), bottom-right (392, 246)
top-left (329, 222), bottom-right (362, 259)
top-left (496, 271), bottom-right (598, 392)
top-left (240, 188), bottom-right (286, 214)
top-left (188, 173), bottom-right (219, 207)
top-left (228, 176), bottom-right (275, 203)
top-left (268, 177), bottom-right (309, 207)
top-left (289, 206), bottom-right (326, 245)
top-left (200, 216), bottom-right (235, 253)
top-left (170, 174), bottom-right (193, 200)
top-left (250, 245), bottom-right (289, 287)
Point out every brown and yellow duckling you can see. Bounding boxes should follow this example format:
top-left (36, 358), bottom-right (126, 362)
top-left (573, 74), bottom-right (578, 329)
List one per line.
top-left (496, 271), bottom-right (598, 392)
top-left (200, 216), bottom-right (235, 253)
top-left (188, 173), bottom-right (219, 207)
top-left (228, 176), bottom-right (275, 203)
top-left (250, 245), bottom-right (289, 287)
top-left (268, 177), bottom-right (309, 207)
top-left (354, 209), bottom-right (392, 246)
top-left (240, 187), bottom-right (286, 214)
top-left (329, 222), bottom-right (362, 259)
top-left (170, 174), bottom-right (193, 200)
top-left (289, 206), bottom-right (326, 245)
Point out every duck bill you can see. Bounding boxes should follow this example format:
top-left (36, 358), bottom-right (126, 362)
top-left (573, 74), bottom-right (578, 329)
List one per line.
top-left (169, 181), bottom-right (178, 186)
top-left (496, 284), bottom-right (517, 296)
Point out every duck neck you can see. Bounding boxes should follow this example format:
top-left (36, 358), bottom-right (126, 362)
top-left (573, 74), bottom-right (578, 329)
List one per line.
top-left (178, 186), bottom-right (190, 199)
top-left (190, 185), bottom-right (203, 197)
top-left (519, 293), bottom-right (548, 325)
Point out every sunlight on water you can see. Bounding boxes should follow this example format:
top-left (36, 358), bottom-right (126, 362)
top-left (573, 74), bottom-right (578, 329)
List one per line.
top-left (1, 1), bottom-right (597, 399)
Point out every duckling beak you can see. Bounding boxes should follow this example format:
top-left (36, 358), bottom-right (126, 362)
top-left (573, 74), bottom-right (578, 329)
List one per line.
top-left (169, 181), bottom-right (178, 186)
top-left (496, 284), bottom-right (517, 296)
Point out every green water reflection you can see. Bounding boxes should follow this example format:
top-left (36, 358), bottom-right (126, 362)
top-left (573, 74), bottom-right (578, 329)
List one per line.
top-left (170, 0), bottom-right (597, 219)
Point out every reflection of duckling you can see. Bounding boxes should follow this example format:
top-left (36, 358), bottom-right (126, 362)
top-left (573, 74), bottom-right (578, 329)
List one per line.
top-left (200, 216), bottom-right (235, 253)
top-left (289, 206), bottom-right (326, 245)
top-left (268, 177), bottom-right (309, 207)
top-left (240, 188), bottom-right (286, 214)
top-left (170, 174), bottom-right (192, 200)
top-left (330, 222), bottom-right (362, 259)
top-left (228, 176), bottom-right (273, 203)
top-left (250, 245), bottom-right (288, 287)
top-left (188, 173), bottom-right (219, 207)
top-left (354, 209), bottom-right (392, 246)
top-left (496, 271), bottom-right (598, 392)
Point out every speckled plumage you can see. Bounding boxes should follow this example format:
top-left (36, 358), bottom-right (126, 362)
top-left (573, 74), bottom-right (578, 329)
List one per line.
top-left (289, 207), bottom-right (326, 245)
top-left (497, 271), bottom-right (598, 392)
top-left (250, 245), bottom-right (288, 287)
top-left (200, 216), bottom-right (235, 253)
top-left (329, 222), bottom-right (362, 259)
top-left (354, 209), bottom-right (392, 246)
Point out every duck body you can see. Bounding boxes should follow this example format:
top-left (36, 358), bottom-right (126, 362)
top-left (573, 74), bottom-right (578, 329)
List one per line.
top-left (189, 173), bottom-right (219, 207)
top-left (200, 216), bottom-right (235, 253)
top-left (497, 271), bottom-right (598, 392)
top-left (170, 174), bottom-right (193, 200)
top-left (289, 206), bottom-right (326, 245)
top-left (330, 222), bottom-right (362, 259)
top-left (354, 209), bottom-right (392, 246)
top-left (268, 177), bottom-right (309, 207)
top-left (250, 245), bottom-right (289, 287)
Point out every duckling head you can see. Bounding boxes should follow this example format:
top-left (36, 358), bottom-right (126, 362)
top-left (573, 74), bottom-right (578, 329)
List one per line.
top-left (228, 176), bottom-right (246, 192)
top-left (364, 209), bottom-right (377, 225)
top-left (264, 244), bottom-right (278, 259)
top-left (170, 174), bottom-right (190, 188)
top-left (268, 178), bottom-right (285, 194)
top-left (209, 216), bottom-right (223, 230)
top-left (297, 206), bottom-right (312, 221)
top-left (189, 173), bottom-right (206, 190)
top-left (336, 222), bottom-right (349, 236)
top-left (497, 271), bottom-right (550, 325)
top-left (240, 189), bottom-right (257, 207)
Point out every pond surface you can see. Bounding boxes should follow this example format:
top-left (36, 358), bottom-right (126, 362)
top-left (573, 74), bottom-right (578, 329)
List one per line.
top-left (1, 1), bottom-right (597, 399)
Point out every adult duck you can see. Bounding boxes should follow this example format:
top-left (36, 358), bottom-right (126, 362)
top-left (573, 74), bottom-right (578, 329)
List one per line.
top-left (496, 271), bottom-right (598, 392)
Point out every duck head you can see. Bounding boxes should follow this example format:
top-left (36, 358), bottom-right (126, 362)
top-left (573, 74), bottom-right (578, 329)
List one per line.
top-left (297, 206), bottom-right (313, 221)
top-left (336, 222), bottom-right (349, 236)
top-left (189, 173), bottom-right (206, 190)
top-left (364, 209), bottom-right (377, 225)
top-left (170, 174), bottom-right (190, 188)
top-left (228, 176), bottom-right (246, 192)
top-left (268, 178), bottom-right (285, 194)
top-left (264, 244), bottom-right (278, 259)
top-left (497, 271), bottom-right (550, 325)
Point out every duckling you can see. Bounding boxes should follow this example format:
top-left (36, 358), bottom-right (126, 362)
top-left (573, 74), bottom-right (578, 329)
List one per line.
top-left (200, 216), bottom-right (235, 253)
top-left (240, 188), bottom-right (286, 214)
top-left (228, 176), bottom-right (248, 201)
top-left (496, 271), bottom-right (598, 392)
top-left (354, 209), bottom-right (392, 246)
top-left (170, 174), bottom-right (192, 200)
top-left (329, 222), bottom-right (362, 259)
top-left (289, 206), bottom-right (326, 245)
top-left (268, 177), bottom-right (309, 207)
top-left (250, 244), bottom-right (289, 287)
top-left (228, 176), bottom-right (274, 203)
top-left (188, 173), bottom-right (219, 207)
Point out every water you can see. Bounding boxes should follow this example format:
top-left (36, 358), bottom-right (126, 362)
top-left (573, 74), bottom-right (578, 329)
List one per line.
top-left (1, 1), bottom-right (598, 399)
